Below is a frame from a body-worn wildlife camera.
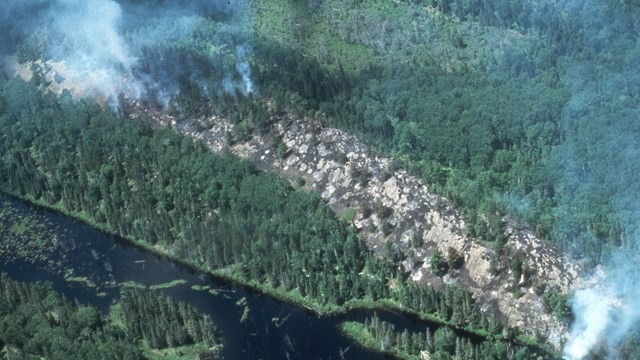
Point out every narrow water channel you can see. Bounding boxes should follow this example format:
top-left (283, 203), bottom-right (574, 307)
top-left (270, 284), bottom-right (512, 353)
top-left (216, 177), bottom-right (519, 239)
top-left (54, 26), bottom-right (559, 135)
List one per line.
top-left (0, 193), bottom-right (450, 359)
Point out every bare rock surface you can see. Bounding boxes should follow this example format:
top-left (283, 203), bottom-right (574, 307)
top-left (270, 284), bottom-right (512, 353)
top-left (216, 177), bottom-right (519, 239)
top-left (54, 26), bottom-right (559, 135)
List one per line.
top-left (169, 112), bottom-right (580, 347)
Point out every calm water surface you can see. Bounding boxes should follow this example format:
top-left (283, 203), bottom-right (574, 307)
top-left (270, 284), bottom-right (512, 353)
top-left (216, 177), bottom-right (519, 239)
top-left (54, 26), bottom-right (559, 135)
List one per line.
top-left (0, 193), bottom-right (444, 359)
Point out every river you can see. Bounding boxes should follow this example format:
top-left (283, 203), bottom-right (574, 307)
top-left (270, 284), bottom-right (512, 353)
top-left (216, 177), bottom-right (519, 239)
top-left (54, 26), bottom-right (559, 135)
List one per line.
top-left (0, 193), bottom-right (449, 359)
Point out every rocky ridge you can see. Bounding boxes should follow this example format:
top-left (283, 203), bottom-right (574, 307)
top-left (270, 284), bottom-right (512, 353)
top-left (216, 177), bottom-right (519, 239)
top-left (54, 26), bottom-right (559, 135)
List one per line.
top-left (129, 102), bottom-right (580, 347)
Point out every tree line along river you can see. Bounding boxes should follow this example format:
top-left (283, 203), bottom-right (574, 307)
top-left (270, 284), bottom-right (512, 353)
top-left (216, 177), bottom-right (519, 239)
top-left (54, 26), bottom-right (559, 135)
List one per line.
top-left (0, 192), bottom-right (455, 359)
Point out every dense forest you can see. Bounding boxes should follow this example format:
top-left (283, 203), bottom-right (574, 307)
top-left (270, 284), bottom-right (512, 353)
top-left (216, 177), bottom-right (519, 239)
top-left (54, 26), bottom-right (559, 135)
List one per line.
top-left (247, 0), bottom-right (640, 264)
top-left (243, 1), bottom-right (640, 356)
top-left (54, 0), bottom-right (638, 262)
top-left (0, 273), bottom-right (219, 359)
top-left (3, 0), bottom-right (640, 357)
top-left (341, 313), bottom-right (537, 360)
top-left (0, 74), bottom-right (545, 358)
top-left (5, 0), bottom-right (638, 260)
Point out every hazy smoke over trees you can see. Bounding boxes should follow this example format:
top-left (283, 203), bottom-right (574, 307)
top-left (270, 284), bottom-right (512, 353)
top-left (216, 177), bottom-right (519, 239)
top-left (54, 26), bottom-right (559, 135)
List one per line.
top-left (0, 0), bottom-right (254, 108)
top-left (544, 0), bottom-right (640, 358)
top-left (425, 0), bottom-right (640, 357)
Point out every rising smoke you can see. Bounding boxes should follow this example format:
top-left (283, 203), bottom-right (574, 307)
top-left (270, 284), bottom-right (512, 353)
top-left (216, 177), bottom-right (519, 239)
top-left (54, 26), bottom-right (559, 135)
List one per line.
top-left (548, 0), bottom-right (640, 358)
top-left (0, 0), bottom-right (255, 108)
top-left (224, 45), bottom-right (254, 96)
top-left (563, 253), bottom-right (640, 359)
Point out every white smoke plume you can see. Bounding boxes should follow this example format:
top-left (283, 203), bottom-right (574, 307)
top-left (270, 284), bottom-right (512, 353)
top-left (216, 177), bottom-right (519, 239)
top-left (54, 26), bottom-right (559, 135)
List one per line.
top-left (564, 257), bottom-right (640, 359)
top-left (0, 0), bottom-right (254, 108)
top-left (537, 0), bottom-right (640, 357)
top-left (223, 45), bottom-right (254, 96)
top-left (50, 0), bottom-right (144, 105)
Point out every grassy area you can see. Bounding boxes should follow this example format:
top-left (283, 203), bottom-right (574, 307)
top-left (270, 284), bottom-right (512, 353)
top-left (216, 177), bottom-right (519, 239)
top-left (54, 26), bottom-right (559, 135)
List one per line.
top-left (251, 0), bottom-right (298, 46)
top-left (191, 284), bottom-right (211, 291)
top-left (121, 280), bottom-right (147, 289)
top-left (340, 321), bottom-right (382, 352)
top-left (340, 321), bottom-right (419, 360)
top-left (250, 0), bottom-right (380, 74)
top-left (64, 275), bottom-right (97, 288)
top-left (142, 342), bottom-right (221, 360)
top-left (149, 279), bottom-right (188, 290)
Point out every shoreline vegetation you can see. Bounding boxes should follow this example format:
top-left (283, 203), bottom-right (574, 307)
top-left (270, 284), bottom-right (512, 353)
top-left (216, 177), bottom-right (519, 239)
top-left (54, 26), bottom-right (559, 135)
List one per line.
top-left (0, 273), bottom-right (220, 359)
top-left (1, 162), bottom-right (549, 358)
top-left (1, 189), bottom-right (465, 323)
top-left (4, 0), bottom-right (640, 356)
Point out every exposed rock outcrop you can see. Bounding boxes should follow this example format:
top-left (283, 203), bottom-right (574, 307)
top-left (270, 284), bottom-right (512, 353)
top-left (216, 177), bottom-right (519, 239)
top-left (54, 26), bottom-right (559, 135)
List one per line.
top-left (129, 103), bottom-right (579, 347)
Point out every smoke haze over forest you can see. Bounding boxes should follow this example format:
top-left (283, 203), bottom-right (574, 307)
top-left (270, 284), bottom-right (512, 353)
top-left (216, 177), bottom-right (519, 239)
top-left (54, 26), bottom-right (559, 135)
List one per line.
top-left (0, 0), bottom-right (254, 108)
top-left (538, 1), bottom-right (640, 358)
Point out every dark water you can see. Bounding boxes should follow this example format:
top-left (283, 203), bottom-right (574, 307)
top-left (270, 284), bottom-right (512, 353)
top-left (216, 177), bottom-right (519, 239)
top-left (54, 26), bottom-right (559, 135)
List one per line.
top-left (0, 193), bottom-right (446, 359)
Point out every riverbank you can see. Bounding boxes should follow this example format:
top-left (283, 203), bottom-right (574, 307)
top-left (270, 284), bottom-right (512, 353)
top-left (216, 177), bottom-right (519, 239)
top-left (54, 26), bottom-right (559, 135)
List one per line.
top-left (140, 98), bottom-right (576, 347)
top-left (1, 189), bottom-right (555, 359)
top-left (0, 192), bottom-right (390, 359)
top-left (340, 318), bottom-right (554, 360)
top-left (0, 190), bottom-right (486, 334)
top-left (340, 321), bottom-right (414, 360)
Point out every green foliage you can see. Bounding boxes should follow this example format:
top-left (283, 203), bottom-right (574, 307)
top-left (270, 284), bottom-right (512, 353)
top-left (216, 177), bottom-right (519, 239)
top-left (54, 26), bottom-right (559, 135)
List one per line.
top-left (148, 279), bottom-right (188, 290)
top-left (430, 249), bottom-right (449, 276)
top-left (433, 327), bottom-right (456, 353)
top-left (295, 176), bottom-right (306, 188)
top-left (248, 0), bottom-right (568, 246)
top-left (116, 288), bottom-right (218, 349)
top-left (13, 0), bottom-right (640, 353)
top-left (446, 247), bottom-right (464, 270)
top-left (543, 290), bottom-right (570, 323)
top-left (248, 0), bottom-right (640, 265)
top-left (0, 78), bottom-right (379, 311)
top-left (0, 78), bottom-right (374, 307)
top-left (0, 273), bottom-right (218, 359)
top-left (375, 202), bottom-right (393, 220)
top-left (342, 208), bottom-right (357, 224)
top-left (341, 313), bottom-right (544, 360)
